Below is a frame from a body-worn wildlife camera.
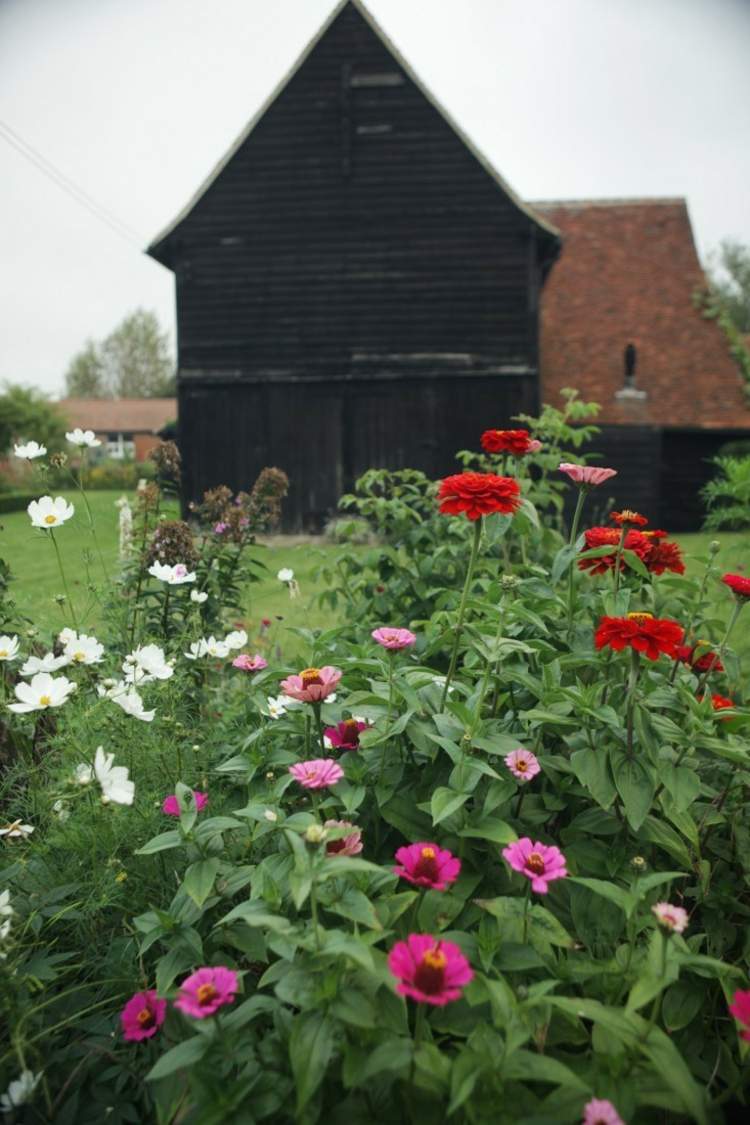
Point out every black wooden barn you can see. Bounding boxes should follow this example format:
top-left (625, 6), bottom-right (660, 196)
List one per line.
top-left (148, 0), bottom-right (750, 530)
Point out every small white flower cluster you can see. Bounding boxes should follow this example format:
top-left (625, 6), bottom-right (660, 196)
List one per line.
top-left (75, 747), bottom-right (134, 805)
top-left (185, 630), bottom-right (247, 661)
top-left (115, 496), bottom-right (133, 557)
top-left (66, 428), bottom-right (101, 448)
top-left (1, 1069), bottom-right (42, 1112)
top-left (0, 889), bottom-right (13, 956)
top-left (96, 681), bottom-right (155, 723)
top-left (190, 588), bottom-right (208, 604)
top-left (122, 644), bottom-right (174, 685)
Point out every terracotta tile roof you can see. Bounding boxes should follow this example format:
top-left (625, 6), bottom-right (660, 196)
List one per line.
top-left (56, 398), bottom-right (177, 433)
top-left (533, 198), bottom-right (750, 429)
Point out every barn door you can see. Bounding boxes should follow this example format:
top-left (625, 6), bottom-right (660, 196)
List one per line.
top-left (266, 384), bottom-right (344, 530)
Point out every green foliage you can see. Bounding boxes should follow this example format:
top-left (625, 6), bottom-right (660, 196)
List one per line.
top-left (64, 308), bottom-right (175, 399)
top-left (708, 238), bottom-right (750, 333)
top-left (702, 455), bottom-right (750, 530)
top-left (0, 383), bottom-right (68, 456)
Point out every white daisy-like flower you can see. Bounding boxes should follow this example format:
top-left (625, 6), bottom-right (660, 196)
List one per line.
top-left (0, 820), bottom-right (35, 841)
top-left (91, 746), bottom-right (135, 805)
top-left (58, 627), bottom-right (77, 646)
top-left (63, 633), bottom-right (104, 665)
top-left (27, 496), bottom-right (74, 529)
top-left (7, 672), bottom-right (76, 713)
top-left (277, 568), bottom-right (294, 583)
top-left (184, 639), bottom-right (208, 661)
top-left (101, 682), bottom-right (155, 722)
top-left (74, 763), bottom-right (93, 785)
top-left (66, 428), bottom-right (101, 448)
top-left (14, 441), bottom-right (46, 460)
top-left (52, 799), bottom-right (70, 822)
top-left (123, 643), bottom-right (173, 683)
top-left (0, 889), bottom-right (13, 940)
top-left (0, 636), bottom-right (19, 662)
top-left (266, 694), bottom-right (299, 720)
top-left (147, 561), bottom-right (196, 585)
top-left (0, 1070), bottom-right (42, 1111)
top-left (206, 636), bottom-right (230, 659)
top-left (224, 629), bottom-right (248, 651)
top-left (190, 589), bottom-right (208, 604)
top-left (19, 652), bottom-right (71, 677)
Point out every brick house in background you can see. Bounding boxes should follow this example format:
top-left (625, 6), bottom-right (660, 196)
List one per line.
top-left (56, 398), bottom-right (176, 462)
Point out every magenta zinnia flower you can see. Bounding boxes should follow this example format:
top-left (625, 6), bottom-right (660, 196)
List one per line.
top-left (652, 902), bottom-right (688, 933)
top-left (729, 989), bottom-right (750, 1042)
top-left (582, 1098), bottom-right (625, 1125)
top-left (324, 819), bottom-right (363, 856)
top-left (394, 842), bottom-right (461, 891)
top-left (232, 653), bottom-right (268, 672)
top-left (174, 966), bottom-right (238, 1018)
top-left (280, 665), bottom-right (341, 703)
top-left (388, 934), bottom-right (473, 1006)
top-left (559, 462), bottom-right (618, 487)
top-left (289, 758), bottom-right (344, 789)
top-left (372, 627), bottom-right (417, 651)
top-left (162, 790), bottom-right (209, 817)
top-left (120, 989), bottom-right (167, 1041)
top-left (502, 837), bottom-right (568, 894)
top-left (324, 718), bottom-right (369, 751)
top-left (505, 748), bottom-right (540, 782)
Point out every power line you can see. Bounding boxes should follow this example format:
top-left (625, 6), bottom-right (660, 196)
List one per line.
top-left (0, 118), bottom-right (145, 248)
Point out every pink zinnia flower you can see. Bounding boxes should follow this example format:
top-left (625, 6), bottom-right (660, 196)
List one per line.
top-left (729, 989), bottom-right (750, 1042)
top-left (324, 718), bottom-right (369, 751)
top-left (162, 790), bottom-right (209, 817)
top-left (505, 747), bottom-right (540, 783)
top-left (388, 934), bottom-right (473, 1006)
top-left (174, 966), bottom-right (238, 1018)
top-left (232, 653), bottom-right (268, 672)
top-left (582, 1098), bottom-right (625, 1125)
top-left (324, 819), bottom-right (363, 856)
top-left (289, 758), bottom-right (344, 789)
top-left (372, 627), bottom-right (417, 651)
top-left (559, 462), bottom-right (618, 488)
top-left (394, 842), bottom-right (461, 891)
top-left (527, 439), bottom-right (543, 454)
top-left (280, 665), bottom-right (341, 703)
top-left (120, 989), bottom-right (167, 1042)
top-left (652, 902), bottom-right (689, 933)
top-left (502, 837), bottom-right (568, 894)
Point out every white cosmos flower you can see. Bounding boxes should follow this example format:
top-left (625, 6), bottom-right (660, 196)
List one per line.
top-left (14, 441), bottom-right (46, 460)
top-left (8, 672), bottom-right (76, 713)
top-left (20, 652), bottom-right (71, 676)
top-left (27, 496), bottom-right (74, 529)
top-left (224, 629), bottom-right (248, 651)
top-left (0, 889), bottom-right (13, 941)
top-left (92, 746), bottom-right (135, 805)
top-left (0, 636), bottom-right (19, 662)
top-left (100, 682), bottom-right (155, 722)
top-left (184, 639), bottom-right (208, 661)
top-left (0, 820), bottom-right (34, 841)
top-left (266, 694), bottom-right (300, 719)
top-left (205, 636), bottom-right (230, 658)
top-left (0, 1070), bottom-right (42, 1111)
top-left (74, 763), bottom-right (93, 785)
top-left (148, 561), bottom-right (196, 585)
top-left (190, 589), bottom-right (208, 604)
top-left (52, 799), bottom-right (69, 822)
top-left (123, 643), bottom-right (173, 683)
top-left (277, 568), bottom-right (294, 583)
top-left (66, 428), bottom-right (101, 448)
top-left (64, 633), bottom-right (104, 665)
top-left (58, 627), bottom-right (77, 646)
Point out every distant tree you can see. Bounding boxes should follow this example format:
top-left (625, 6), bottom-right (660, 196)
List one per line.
top-left (63, 309), bottom-right (175, 398)
top-left (708, 240), bottom-right (750, 333)
top-left (0, 383), bottom-right (68, 454)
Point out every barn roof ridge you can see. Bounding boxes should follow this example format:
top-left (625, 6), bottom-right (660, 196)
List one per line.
top-left (531, 196), bottom-right (687, 209)
top-left (147, 0), bottom-right (559, 258)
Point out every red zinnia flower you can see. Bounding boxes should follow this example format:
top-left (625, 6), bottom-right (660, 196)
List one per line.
top-left (578, 527), bottom-right (651, 574)
top-left (480, 429), bottom-right (532, 456)
top-left (595, 613), bottom-right (684, 660)
top-left (644, 537), bottom-right (685, 575)
top-left (722, 573), bottom-right (750, 600)
top-left (675, 643), bottom-right (723, 674)
top-left (610, 509), bottom-right (648, 527)
top-left (698, 692), bottom-right (735, 714)
top-left (437, 472), bottom-right (521, 520)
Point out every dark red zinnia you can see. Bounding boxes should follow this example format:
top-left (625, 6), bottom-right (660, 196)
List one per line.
top-left (480, 429), bottom-right (531, 456)
top-left (437, 472), bottom-right (521, 520)
top-left (675, 644), bottom-right (723, 674)
top-left (722, 573), bottom-right (750, 600)
top-left (578, 527), bottom-right (652, 574)
top-left (595, 613), bottom-right (684, 661)
top-left (644, 537), bottom-right (685, 575)
top-left (610, 509), bottom-right (648, 527)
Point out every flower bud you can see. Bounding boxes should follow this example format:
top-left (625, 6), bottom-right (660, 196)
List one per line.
top-left (263, 809), bottom-right (277, 823)
top-left (709, 540), bottom-right (721, 555)
top-left (304, 824), bottom-right (328, 844)
top-left (500, 575), bottom-right (520, 591)
top-left (630, 855), bottom-right (647, 872)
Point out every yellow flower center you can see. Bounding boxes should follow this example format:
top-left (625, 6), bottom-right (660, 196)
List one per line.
top-left (619, 509), bottom-right (639, 520)
top-left (74, 652), bottom-right (86, 662)
top-left (137, 1007), bottom-right (154, 1027)
top-left (300, 667), bottom-right (322, 687)
top-left (516, 759), bottom-right (528, 772)
top-left (39, 694), bottom-right (51, 706)
top-left (421, 846), bottom-right (436, 860)
top-left (526, 851), bottom-right (546, 875)
top-left (422, 948), bottom-right (447, 971)
top-left (197, 983), bottom-right (217, 1005)
top-left (627, 612), bottom-right (654, 625)
top-left (0, 650), bottom-right (6, 658)
top-left (44, 514), bottom-right (57, 525)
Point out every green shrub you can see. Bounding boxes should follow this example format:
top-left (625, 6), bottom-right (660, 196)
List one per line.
top-left (702, 455), bottom-right (750, 530)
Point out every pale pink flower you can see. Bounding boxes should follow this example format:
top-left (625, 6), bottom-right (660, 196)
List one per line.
top-left (502, 837), bottom-right (568, 894)
top-left (505, 748), bottom-right (540, 783)
top-left (324, 819), bottom-right (363, 856)
top-left (388, 934), bottom-right (473, 1006)
top-left (174, 966), bottom-right (238, 1018)
top-left (280, 666), bottom-right (341, 703)
top-left (289, 758), bottom-right (344, 789)
top-left (582, 1098), bottom-right (625, 1125)
top-left (652, 902), bottom-right (689, 933)
top-left (372, 627), bottom-right (417, 651)
top-left (527, 439), bottom-right (543, 454)
top-left (232, 653), bottom-right (268, 672)
top-left (559, 462), bottom-right (618, 487)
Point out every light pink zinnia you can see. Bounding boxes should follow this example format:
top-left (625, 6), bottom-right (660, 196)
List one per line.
top-left (324, 819), bottom-right (363, 856)
top-left (505, 747), bottom-right (540, 783)
top-left (372, 627), bottom-right (417, 651)
top-left (729, 989), bottom-right (750, 1042)
top-left (120, 989), bottom-right (167, 1042)
top-left (582, 1098), bottom-right (625, 1125)
top-left (280, 665), bottom-right (341, 703)
top-left (289, 758), bottom-right (344, 789)
top-left (174, 966), bottom-right (238, 1018)
top-left (652, 902), bottom-right (689, 933)
top-left (232, 653), bottom-right (268, 672)
top-left (502, 837), bottom-right (568, 894)
top-left (394, 842), bottom-right (461, 891)
top-left (162, 790), bottom-right (209, 817)
top-left (559, 462), bottom-right (618, 488)
top-left (388, 934), bottom-right (473, 1006)
top-left (527, 439), bottom-right (543, 454)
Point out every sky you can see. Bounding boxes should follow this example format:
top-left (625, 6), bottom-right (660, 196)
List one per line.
top-left (1, 0), bottom-right (749, 395)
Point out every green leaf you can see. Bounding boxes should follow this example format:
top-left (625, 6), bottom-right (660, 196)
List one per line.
top-left (612, 752), bottom-right (655, 830)
top-left (155, 946), bottom-right (194, 994)
top-left (503, 1049), bottom-right (589, 1092)
top-left (662, 981), bottom-right (705, 1031)
top-left (147, 1036), bottom-right (209, 1081)
top-left (430, 787), bottom-right (470, 826)
top-left (135, 830), bottom-right (182, 856)
top-left (621, 548), bottom-right (650, 578)
top-left (324, 886), bottom-right (382, 931)
top-left (183, 858), bottom-right (221, 907)
top-left (639, 816), bottom-right (693, 869)
top-left (289, 1011), bottom-right (335, 1113)
top-left (528, 905), bottom-right (574, 949)
top-left (458, 819), bottom-right (516, 845)
top-left (216, 900), bottom-right (292, 932)
top-left (570, 749), bottom-right (617, 809)
top-left (360, 1038), bottom-right (413, 1081)
top-left (569, 877), bottom-right (634, 916)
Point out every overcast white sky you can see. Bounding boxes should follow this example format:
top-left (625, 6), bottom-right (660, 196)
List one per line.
top-left (2, 0), bottom-right (749, 395)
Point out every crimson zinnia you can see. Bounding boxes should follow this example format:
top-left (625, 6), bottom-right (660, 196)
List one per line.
top-left (437, 472), bottom-right (520, 520)
top-left (578, 527), bottom-right (651, 574)
top-left (480, 428), bottom-right (532, 456)
top-left (610, 509), bottom-right (648, 527)
top-left (595, 613), bottom-right (684, 660)
top-left (722, 573), bottom-right (750, 600)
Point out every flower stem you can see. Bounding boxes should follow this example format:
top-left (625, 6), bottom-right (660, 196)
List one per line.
top-left (49, 529), bottom-right (78, 629)
top-left (522, 881), bottom-right (532, 943)
top-left (612, 525), bottom-right (628, 596)
top-left (625, 648), bottom-right (640, 757)
top-left (440, 518), bottom-right (483, 710)
top-left (696, 600), bottom-right (744, 698)
top-left (567, 486), bottom-right (587, 549)
top-left (312, 703), bottom-right (325, 755)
